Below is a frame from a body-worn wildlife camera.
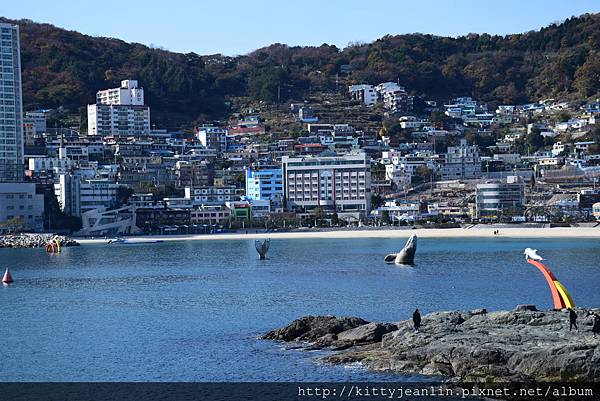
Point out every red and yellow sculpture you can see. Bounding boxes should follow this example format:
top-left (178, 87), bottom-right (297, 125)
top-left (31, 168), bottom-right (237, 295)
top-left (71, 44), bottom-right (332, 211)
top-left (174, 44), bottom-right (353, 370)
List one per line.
top-left (524, 248), bottom-right (574, 309)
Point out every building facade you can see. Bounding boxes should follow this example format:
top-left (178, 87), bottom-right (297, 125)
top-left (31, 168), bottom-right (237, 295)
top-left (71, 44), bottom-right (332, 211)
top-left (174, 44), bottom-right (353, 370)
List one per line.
top-left (282, 153), bottom-right (371, 216)
top-left (348, 84), bottom-right (377, 107)
top-left (0, 182), bottom-right (44, 231)
top-left (87, 80), bottom-right (150, 137)
top-left (55, 174), bottom-right (121, 217)
top-left (442, 139), bottom-right (482, 179)
top-left (475, 176), bottom-right (524, 220)
top-left (197, 127), bottom-right (227, 155)
top-left (0, 23), bottom-right (24, 182)
top-left (184, 185), bottom-right (237, 206)
top-left (245, 167), bottom-right (283, 207)
top-left (96, 80), bottom-right (144, 106)
top-left (87, 104), bottom-right (150, 137)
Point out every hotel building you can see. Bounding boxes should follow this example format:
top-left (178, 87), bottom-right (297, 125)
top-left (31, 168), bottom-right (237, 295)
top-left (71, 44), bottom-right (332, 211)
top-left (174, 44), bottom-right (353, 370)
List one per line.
top-left (282, 152), bottom-right (371, 216)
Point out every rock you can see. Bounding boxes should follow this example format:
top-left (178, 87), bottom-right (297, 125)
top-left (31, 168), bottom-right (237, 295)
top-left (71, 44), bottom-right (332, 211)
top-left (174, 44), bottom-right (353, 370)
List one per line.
top-left (514, 304), bottom-right (538, 312)
top-left (336, 322), bottom-right (398, 344)
top-left (264, 306), bottom-right (600, 384)
top-left (262, 316), bottom-right (368, 342)
top-left (0, 234), bottom-right (79, 249)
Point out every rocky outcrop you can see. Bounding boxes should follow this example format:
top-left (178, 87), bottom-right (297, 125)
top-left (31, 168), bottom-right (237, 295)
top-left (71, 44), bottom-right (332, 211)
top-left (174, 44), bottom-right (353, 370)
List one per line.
top-left (263, 316), bottom-right (368, 342)
top-left (264, 307), bottom-right (600, 383)
top-left (0, 234), bottom-right (79, 248)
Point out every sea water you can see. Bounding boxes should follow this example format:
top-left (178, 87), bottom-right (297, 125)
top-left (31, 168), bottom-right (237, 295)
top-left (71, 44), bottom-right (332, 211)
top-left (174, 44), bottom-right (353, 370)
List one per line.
top-left (1, 237), bottom-right (599, 381)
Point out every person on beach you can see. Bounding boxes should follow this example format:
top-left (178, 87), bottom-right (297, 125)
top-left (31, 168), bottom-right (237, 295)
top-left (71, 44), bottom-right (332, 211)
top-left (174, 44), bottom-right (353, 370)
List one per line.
top-left (569, 308), bottom-right (578, 331)
top-left (592, 314), bottom-right (600, 337)
top-left (413, 309), bottom-right (421, 333)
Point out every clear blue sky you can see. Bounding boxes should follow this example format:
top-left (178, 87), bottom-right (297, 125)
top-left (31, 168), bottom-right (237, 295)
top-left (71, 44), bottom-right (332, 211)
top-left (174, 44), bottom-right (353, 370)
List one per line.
top-left (3, 0), bottom-right (600, 55)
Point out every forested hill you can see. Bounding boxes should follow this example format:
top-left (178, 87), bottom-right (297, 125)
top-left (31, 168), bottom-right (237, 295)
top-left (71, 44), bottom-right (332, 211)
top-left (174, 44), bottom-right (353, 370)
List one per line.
top-left (2, 13), bottom-right (600, 128)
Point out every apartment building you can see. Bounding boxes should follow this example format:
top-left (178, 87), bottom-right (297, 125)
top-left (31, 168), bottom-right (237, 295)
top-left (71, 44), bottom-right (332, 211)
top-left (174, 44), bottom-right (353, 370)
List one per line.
top-left (441, 139), bottom-right (482, 180)
top-left (96, 80), bottom-right (144, 106)
top-left (348, 84), bottom-right (377, 106)
top-left (245, 166), bottom-right (284, 207)
top-left (282, 152), bottom-right (371, 216)
top-left (0, 23), bottom-right (24, 182)
top-left (87, 80), bottom-right (150, 137)
top-left (55, 174), bottom-right (122, 217)
top-left (197, 127), bottom-right (227, 154)
top-left (184, 185), bottom-right (238, 206)
top-left (0, 182), bottom-right (44, 231)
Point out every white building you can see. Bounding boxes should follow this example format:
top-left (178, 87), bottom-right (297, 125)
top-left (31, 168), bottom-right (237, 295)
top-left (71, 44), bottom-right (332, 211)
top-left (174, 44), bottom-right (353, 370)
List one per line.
top-left (77, 205), bottom-right (142, 236)
top-left (441, 139), bottom-right (482, 180)
top-left (28, 156), bottom-right (74, 174)
top-left (0, 182), bottom-right (44, 232)
top-left (0, 23), bottom-right (24, 182)
top-left (87, 80), bottom-right (150, 137)
top-left (55, 174), bottom-right (121, 217)
top-left (87, 103), bottom-right (150, 137)
top-left (385, 163), bottom-right (412, 189)
top-left (197, 127), bottom-right (228, 154)
top-left (282, 152), bottom-right (371, 216)
top-left (348, 84), bottom-right (377, 106)
top-left (184, 185), bottom-right (238, 206)
top-left (96, 80), bottom-right (144, 106)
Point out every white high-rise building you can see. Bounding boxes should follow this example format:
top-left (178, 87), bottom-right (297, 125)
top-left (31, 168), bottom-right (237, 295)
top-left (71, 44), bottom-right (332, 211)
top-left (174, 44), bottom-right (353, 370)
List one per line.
top-left (96, 80), bottom-right (144, 106)
top-left (87, 80), bottom-right (150, 137)
top-left (282, 152), bottom-right (371, 216)
top-left (0, 23), bottom-right (24, 182)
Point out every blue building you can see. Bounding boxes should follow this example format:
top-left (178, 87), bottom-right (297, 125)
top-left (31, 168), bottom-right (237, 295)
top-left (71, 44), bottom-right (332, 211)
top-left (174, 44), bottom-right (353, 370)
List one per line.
top-left (245, 167), bottom-right (284, 208)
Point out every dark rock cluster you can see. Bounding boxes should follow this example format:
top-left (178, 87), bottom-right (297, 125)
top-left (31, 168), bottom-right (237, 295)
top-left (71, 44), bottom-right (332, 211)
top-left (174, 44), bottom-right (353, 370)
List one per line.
top-left (264, 306), bottom-right (600, 383)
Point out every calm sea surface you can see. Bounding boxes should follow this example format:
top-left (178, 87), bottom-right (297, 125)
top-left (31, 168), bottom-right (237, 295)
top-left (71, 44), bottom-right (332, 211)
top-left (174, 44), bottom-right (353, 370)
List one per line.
top-left (1, 236), bottom-right (599, 381)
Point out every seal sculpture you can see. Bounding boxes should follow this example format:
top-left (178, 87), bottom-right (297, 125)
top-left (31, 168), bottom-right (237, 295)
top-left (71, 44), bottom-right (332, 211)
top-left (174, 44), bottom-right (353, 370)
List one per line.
top-left (384, 235), bottom-right (417, 265)
top-left (255, 239), bottom-right (271, 260)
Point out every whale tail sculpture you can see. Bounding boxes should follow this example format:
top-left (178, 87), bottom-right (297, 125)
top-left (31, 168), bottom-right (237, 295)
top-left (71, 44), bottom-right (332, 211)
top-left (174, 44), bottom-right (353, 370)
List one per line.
top-left (525, 249), bottom-right (574, 309)
top-left (2, 267), bottom-right (14, 284)
top-left (384, 235), bottom-right (417, 265)
top-left (255, 239), bottom-right (271, 260)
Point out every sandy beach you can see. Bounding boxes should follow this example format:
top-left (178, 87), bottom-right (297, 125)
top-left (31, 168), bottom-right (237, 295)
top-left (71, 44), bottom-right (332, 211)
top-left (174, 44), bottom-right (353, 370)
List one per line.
top-left (74, 226), bottom-right (600, 245)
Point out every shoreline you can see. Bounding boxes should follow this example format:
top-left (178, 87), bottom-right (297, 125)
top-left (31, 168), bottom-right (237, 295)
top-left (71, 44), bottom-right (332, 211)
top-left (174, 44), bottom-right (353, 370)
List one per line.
top-left (74, 226), bottom-right (600, 245)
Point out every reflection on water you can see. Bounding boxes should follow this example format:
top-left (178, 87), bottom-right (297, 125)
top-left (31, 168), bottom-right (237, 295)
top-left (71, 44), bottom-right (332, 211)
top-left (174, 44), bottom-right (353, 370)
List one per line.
top-left (1, 237), bottom-right (599, 381)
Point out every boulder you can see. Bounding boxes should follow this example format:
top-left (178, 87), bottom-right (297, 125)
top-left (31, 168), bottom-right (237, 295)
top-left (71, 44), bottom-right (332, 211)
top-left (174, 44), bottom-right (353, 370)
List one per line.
top-left (262, 316), bottom-right (368, 342)
top-left (514, 304), bottom-right (538, 312)
top-left (336, 323), bottom-right (398, 344)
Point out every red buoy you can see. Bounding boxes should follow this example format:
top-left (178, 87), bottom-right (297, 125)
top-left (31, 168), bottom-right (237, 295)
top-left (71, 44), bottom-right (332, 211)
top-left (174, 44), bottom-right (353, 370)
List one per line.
top-left (2, 268), bottom-right (13, 284)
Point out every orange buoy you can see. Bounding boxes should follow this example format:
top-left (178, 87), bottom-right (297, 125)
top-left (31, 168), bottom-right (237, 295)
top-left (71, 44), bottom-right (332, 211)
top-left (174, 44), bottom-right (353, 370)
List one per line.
top-left (2, 268), bottom-right (13, 284)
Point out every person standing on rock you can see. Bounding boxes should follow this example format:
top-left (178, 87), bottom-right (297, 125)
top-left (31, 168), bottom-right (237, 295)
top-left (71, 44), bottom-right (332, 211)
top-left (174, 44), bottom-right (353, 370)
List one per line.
top-left (412, 309), bottom-right (421, 333)
top-left (568, 308), bottom-right (578, 331)
top-left (592, 314), bottom-right (600, 337)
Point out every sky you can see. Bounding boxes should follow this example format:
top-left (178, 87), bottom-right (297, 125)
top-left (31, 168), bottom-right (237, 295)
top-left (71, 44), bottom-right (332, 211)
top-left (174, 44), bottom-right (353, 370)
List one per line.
top-left (2, 0), bottom-right (600, 56)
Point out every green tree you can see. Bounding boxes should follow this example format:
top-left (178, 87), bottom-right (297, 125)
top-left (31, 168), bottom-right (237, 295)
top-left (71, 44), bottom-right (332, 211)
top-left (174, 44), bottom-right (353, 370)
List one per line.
top-left (371, 193), bottom-right (385, 209)
top-left (526, 130), bottom-right (544, 152)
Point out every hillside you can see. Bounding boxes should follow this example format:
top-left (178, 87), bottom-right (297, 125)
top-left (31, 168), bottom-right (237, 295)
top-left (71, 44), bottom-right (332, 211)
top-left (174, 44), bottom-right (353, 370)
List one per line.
top-left (2, 13), bottom-right (600, 129)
